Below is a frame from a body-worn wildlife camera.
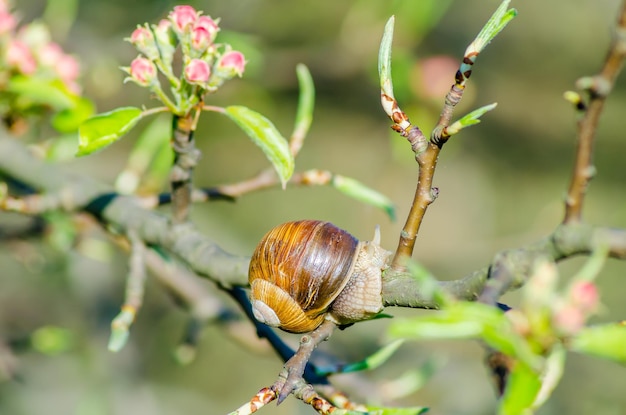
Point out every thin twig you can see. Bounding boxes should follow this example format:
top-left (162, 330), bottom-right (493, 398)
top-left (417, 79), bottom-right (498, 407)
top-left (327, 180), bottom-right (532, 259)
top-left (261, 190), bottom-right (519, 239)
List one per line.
top-left (563, 1), bottom-right (626, 223)
top-left (273, 320), bottom-right (336, 404)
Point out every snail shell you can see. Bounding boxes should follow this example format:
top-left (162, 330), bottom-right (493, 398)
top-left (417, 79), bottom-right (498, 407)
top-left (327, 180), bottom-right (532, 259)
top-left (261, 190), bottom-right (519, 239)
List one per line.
top-left (248, 220), bottom-right (391, 333)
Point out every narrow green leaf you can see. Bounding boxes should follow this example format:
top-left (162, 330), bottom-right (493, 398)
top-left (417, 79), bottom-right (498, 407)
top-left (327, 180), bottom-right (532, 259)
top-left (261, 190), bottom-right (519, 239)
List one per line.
top-left (498, 362), bottom-right (541, 415)
top-left (332, 175), bottom-right (396, 220)
top-left (468, 1), bottom-right (517, 55)
top-left (77, 107), bottom-right (143, 156)
top-left (108, 308), bottom-right (135, 352)
top-left (317, 340), bottom-right (405, 376)
top-left (446, 103), bottom-right (497, 136)
top-left (293, 63), bottom-right (315, 139)
top-left (365, 406), bottom-right (429, 415)
top-left (378, 16), bottom-right (396, 99)
top-left (389, 302), bottom-right (542, 370)
top-left (571, 323), bottom-right (626, 363)
top-left (224, 105), bottom-right (294, 187)
top-left (115, 115), bottom-right (171, 194)
top-left (572, 243), bottom-right (609, 282)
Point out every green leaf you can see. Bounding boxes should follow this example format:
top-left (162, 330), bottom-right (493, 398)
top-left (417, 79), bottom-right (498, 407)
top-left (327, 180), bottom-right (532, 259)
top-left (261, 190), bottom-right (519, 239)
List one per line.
top-left (571, 323), bottom-right (626, 363)
top-left (115, 115), bottom-right (171, 194)
top-left (77, 107), bottom-right (143, 156)
top-left (378, 16), bottom-right (396, 100)
top-left (332, 175), bottom-right (396, 220)
top-left (293, 63), bottom-right (315, 139)
top-left (364, 406), bottom-right (429, 415)
top-left (51, 96), bottom-right (95, 133)
top-left (468, 0), bottom-right (517, 55)
top-left (224, 105), bottom-right (294, 187)
top-left (498, 361), bottom-right (541, 415)
top-left (446, 103), bottom-right (497, 136)
top-left (31, 325), bottom-right (74, 355)
top-left (389, 302), bottom-right (541, 370)
top-left (7, 75), bottom-right (75, 110)
top-left (316, 340), bottom-right (405, 376)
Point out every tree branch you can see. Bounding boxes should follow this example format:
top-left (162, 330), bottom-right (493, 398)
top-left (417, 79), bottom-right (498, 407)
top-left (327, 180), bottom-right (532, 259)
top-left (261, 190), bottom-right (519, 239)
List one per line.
top-left (563, 1), bottom-right (626, 223)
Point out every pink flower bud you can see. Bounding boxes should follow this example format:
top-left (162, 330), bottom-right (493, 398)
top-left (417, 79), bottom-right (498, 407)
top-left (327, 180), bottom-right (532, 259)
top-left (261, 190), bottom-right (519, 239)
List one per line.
top-left (6, 39), bottom-right (36, 75)
top-left (129, 25), bottom-right (159, 60)
top-left (216, 50), bottom-right (246, 78)
top-left (569, 281), bottom-right (599, 313)
top-left (0, 11), bottom-right (16, 35)
top-left (190, 26), bottom-right (211, 54)
top-left (553, 304), bottom-right (585, 336)
top-left (195, 16), bottom-right (219, 42)
top-left (184, 59), bottom-right (210, 85)
top-left (129, 57), bottom-right (157, 86)
top-left (169, 5), bottom-right (197, 34)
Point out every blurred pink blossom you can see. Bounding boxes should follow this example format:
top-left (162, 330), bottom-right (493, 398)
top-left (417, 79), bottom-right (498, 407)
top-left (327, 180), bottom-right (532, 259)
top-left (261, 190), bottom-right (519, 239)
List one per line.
top-left (569, 281), bottom-right (599, 313)
top-left (0, 11), bottom-right (16, 35)
top-left (37, 42), bottom-right (63, 66)
top-left (6, 39), bottom-right (36, 74)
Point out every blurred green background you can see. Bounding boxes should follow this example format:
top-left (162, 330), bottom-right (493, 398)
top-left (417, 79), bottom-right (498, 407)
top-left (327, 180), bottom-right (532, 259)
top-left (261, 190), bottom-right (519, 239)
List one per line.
top-left (2, 0), bottom-right (626, 414)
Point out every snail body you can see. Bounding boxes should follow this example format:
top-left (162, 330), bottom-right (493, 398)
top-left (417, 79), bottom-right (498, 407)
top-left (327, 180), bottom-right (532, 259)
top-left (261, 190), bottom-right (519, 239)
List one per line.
top-left (248, 220), bottom-right (391, 333)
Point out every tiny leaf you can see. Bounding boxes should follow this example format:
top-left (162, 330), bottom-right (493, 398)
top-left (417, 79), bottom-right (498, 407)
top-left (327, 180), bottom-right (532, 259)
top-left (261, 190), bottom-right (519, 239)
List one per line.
top-left (293, 63), bottom-right (315, 140)
top-left (316, 340), bottom-right (405, 376)
top-left (378, 16), bottom-right (396, 99)
top-left (224, 105), bottom-right (294, 187)
top-left (115, 115), bottom-right (170, 194)
top-left (467, 0), bottom-right (517, 55)
top-left (77, 107), bottom-right (143, 156)
top-left (365, 406), bottom-right (429, 415)
top-left (332, 175), bottom-right (396, 220)
top-left (446, 103), bottom-right (497, 136)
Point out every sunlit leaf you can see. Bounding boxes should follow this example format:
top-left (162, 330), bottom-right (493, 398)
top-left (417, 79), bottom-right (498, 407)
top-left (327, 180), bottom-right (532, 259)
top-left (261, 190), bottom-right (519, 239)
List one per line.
top-left (389, 302), bottom-right (541, 370)
top-left (51, 96), bottom-right (95, 133)
top-left (446, 103), bottom-right (497, 136)
top-left (77, 107), bottom-right (143, 156)
top-left (224, 105), bottom-right (294, 187)
top-left (316, 340), bottom-right (405, 376)
top-left (7, 76), bottom-right (75, 110)
top-left (467, 0), bottom-right (517, 55)
top-left (332, 175), bottom-right (396, 220)
top-left (498, 361), bottom-right (541, 415)
top-left (571, 323), bottom-right (626, 364)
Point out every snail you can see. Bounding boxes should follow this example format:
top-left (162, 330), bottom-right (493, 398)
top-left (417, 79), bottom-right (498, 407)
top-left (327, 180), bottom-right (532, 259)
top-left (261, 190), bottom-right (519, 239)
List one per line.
top-left (248, 220), bottom-right (392, 333)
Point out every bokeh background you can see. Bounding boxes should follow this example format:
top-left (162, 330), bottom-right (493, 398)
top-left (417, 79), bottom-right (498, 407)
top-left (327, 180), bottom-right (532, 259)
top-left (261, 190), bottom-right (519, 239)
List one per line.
top-left (2, 0), bottom-right (626, 414)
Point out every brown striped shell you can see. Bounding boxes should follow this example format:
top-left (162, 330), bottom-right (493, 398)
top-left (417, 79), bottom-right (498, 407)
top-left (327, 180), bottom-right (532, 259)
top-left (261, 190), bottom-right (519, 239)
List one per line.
top-left (248, 220), bottom-right (391, 333)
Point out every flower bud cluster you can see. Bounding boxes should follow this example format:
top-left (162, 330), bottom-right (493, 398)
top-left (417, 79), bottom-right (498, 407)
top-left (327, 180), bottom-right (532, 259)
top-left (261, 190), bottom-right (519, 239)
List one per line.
top-left (0, 0), bottom-right (81, 93)
top-left (123, 5), bottom-right (246, 114)
top-left (512, 260), bottom-right (602, 348)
